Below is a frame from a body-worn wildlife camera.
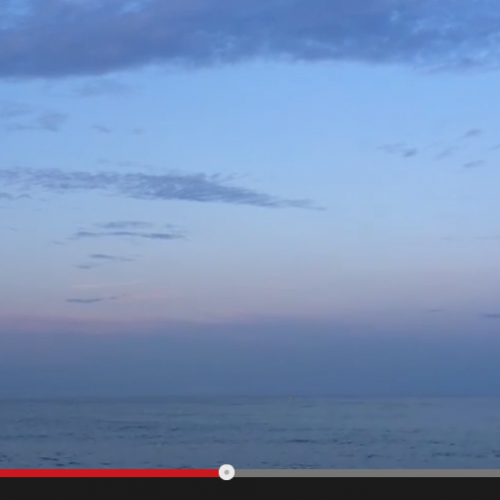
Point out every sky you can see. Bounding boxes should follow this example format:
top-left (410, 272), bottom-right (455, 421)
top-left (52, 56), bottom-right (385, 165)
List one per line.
top-left (1, 0), bottom-right (500, 397)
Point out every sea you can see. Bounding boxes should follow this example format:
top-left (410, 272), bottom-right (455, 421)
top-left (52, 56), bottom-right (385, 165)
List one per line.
top-left (1, 397), bottom-right (500, 469)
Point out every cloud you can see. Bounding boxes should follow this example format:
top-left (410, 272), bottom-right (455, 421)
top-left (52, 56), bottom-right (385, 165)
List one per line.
top-left (0, 192), bottom-right (30, 200)
top-left (89, 253), bottom-right (136, 262)
top-left (98, 221), bottom-right (154, 230)
top-left (5, 111), bottom-right (67, 132)
top-left (402, 149), bottom-right (418, 158)
top-left (461, 128), bottom-right (483, 140)
top-left (70, 281), bottom-right (141, 291)
top-left (0, 101), bottom-right (67, 132)
top-left (66, 294), bottom-right (127, 304)
top-left (91, 124), bottom-right (112, 134)
top-left (0, 100), bottom-right (33, 119)
top-left (72, 230), bottom-right (183, 241)
top-left (116, 160), bottom-right (140, 168)
top-left (66, 298), bottom-right (105, 304)
top-left (37, 111), bottom-right (67, 131)
top-left (380, 143), bottom-right (418, 159)
top-left (6, 317), bottom-right (500, 398)
top-left (480, 313), bottom-right (500, 320)
top-left (1, 0), bottom-right (500, 80)
top-left (72, 78), bottom-right (131, 97)
top-left (0, 167), bottom-right (317, 209)
top-left (433, 129), bottom-right (483, 160)
top-left (71, 220), bottom-right (183, 244)
top-left (463, 160), bottom-right (485, 168)
top-left (75, 264), bottom-right (100, 270)
top-left (75, 254), bottom-right (137, 270)
top-left (435, 147), bottom-right (458, 161)
top-left (476, 235), bottom-right (500, 241)
top-left (426, 309), bottom-right (444, 314)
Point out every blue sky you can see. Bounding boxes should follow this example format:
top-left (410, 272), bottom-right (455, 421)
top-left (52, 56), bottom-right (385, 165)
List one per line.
top-left (1, 0), bottom-right (500, 397)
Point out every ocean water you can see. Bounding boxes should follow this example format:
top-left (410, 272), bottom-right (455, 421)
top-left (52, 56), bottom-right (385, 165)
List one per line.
top-left (2, 397), bottom-right (500, 469)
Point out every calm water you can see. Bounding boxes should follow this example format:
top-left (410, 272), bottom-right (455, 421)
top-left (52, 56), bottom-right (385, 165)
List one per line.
top-left (2, 398), bottom-right (500, 469)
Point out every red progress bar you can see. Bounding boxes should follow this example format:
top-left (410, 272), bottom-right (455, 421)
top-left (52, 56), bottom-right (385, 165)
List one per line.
top-left (0, 470), bottom-right (219, 478)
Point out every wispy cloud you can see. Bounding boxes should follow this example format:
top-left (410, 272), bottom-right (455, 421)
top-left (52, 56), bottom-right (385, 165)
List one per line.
top-left (116, 160), bottom-right (141, 168)
top-left (66, 298), bottom-right (105, 304)
top-left (460, 129), bottom-right (483, 140)
top-left (98, 221), bottom-right (154, 230)
top-left (380, 143), bottom-right (418, 159)
top-left (71, 281), bottom-right (141, 291)
top-left (386, 128), bottom-right (487, 164)
top-left (435, 147), bottom-right (459, 161)
top-left (75, 254), bottom-right (137, 270)
top-left (463, 160), bottom-right (485, 169)
top-left (91, 124), bottom-right (112, 134)
top-left (1, 1), bottom-right (500, 79)
top-left (0, 192), bottom-right (30, 200)
top-left (0, 168), bottom-right (317, 209)
top-left (0, 101), bottom-right (67, 132)
top-left (89, 253), bottom-right (136, 262)
top-left (72, 79), bottom-right (131, 98)
top-left (0, 101), bottom-right (33, 119)
top-left (476, 235), bottom-right (500, 241)
top-left (431, 128), bottom-right (484, 160)
top-left (72, 230), bottom-right (183, 241)
top-left (66, 294), bottom-right (127, 305)
top-left (4, 111), bottom-right (67, 132)
top-left (70, 220), bottom-right (183, 244)
top-left (75, 264), bottom-right (99, 270)
top-left (426, 309), bottom-right (444, 314)
top-left (480, 313), bottom-right (500, 320)
top-left (37, 112), bottom-right (67, 132)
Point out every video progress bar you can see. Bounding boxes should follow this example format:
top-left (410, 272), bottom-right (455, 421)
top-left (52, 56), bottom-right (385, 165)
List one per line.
top-left (235, 469), bottom-right (500, 477)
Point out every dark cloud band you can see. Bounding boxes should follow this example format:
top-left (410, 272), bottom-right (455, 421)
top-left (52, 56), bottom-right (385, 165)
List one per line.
top-left (0, 167), bottom-right (315, 209)
top-left (0, 0), bottom-right (499, 79)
